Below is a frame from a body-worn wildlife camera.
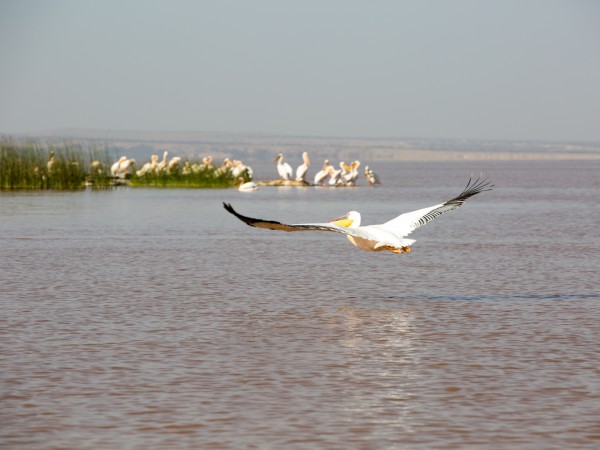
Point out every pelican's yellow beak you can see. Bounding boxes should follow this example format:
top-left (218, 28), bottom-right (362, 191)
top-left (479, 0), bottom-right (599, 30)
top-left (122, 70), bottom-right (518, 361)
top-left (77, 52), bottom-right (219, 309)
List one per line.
top-left (330, 214), bottom-right (353, 228)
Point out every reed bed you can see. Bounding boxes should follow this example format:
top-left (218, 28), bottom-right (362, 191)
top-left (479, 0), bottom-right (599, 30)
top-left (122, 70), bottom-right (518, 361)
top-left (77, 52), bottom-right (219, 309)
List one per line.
top-left (0, 140), bottom-right (112, 190)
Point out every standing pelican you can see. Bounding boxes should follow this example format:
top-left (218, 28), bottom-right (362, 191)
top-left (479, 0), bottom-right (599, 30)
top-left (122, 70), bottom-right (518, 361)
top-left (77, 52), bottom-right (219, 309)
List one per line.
top-left (117, 158), bottom-right (135, 177)
top-left (274, 153), bottom-right (293, 180)
top-left (157, 151), bottom-right (169, 172)
top-left (314, 160), bottom-right (330, 185)
top-left (232, 160), bottom-right (253, 180)
top-left (47, 151), bottom-right (56, 174)
top-left (136, 154), bottom-right (159, 176)
top-left (215, 158), bottom-right (233, 176)
top-left (223, 177), bottom-right (492, 254)
top-left (364, 165), bottom-right (380, 185)
top-left (201, 156), bottom-right (214, 170)
top-left (343, 160), bottom-right (361, 186)
top-left (328, 163), bottom-right (344, 186)
top-left (295, 152), bottom-right (311, 182)
top-left (167, 156), bottom-right (182, 173)
top-left (110, 156), bottom-right (127, 176)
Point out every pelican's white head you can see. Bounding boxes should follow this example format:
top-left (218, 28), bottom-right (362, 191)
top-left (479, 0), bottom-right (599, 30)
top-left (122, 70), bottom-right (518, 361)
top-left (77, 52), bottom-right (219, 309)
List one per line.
top-left (330, 211), bottom-right (361, 228)
top-left (273, 153), bottom-right (284, 163)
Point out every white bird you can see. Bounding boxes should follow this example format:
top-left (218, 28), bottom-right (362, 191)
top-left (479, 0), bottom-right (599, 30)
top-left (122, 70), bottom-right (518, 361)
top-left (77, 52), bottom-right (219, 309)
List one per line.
top-left (214, 157), bottom-right (233, 176)
top-left (364, 165), bottom-right (380, 185)
top-left (136, 154), bottom-right (159, 176)
top-left (231, 160), bottom-right (244, 178)
top-left (313, 160), bottom-right (330, 185)
top-left (295, 152), bottom-right (311, 182)
top-left (328, 164), bottom-right (343, 186)
top-left (223, 177), bottom-right (492, 254)
top-left (202, 156), bottom-right (214, 169)
top-left (342, 160), bottom-right (361, 186)
top-left (110, 156), bottom-right (127, 176)
top-left (167, 156), bottom-right (181, 173)
top-left (232, 160), bottom-right (253, 179)
top-left (157, 151), bottom-right (169, 172)
top-left (90, 160), bottom-right (104, 174)
top-left (238, 181), bottom-right (259, 192)
top-left (274, 153), bottom-right (293, 180)
top-left (47, 151), bottom-right (56, 174)
top-left (118, 158), bottom-right (135, 177)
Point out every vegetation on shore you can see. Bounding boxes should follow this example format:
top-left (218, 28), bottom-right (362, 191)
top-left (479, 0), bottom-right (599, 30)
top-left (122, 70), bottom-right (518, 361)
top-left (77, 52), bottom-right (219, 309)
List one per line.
top-left (0, 139), bottom-right (250, 190)
top-left (129, 168), bottom-right (239, 188)
top-left (0, 140), bottom-right (112, 190)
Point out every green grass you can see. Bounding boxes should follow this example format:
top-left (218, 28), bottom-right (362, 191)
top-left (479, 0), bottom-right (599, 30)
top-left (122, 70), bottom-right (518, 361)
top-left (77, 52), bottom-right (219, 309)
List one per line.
top-left (0, 139), bottom-right (112, 190)
top-left (130, 165), bottom-right (248, 188)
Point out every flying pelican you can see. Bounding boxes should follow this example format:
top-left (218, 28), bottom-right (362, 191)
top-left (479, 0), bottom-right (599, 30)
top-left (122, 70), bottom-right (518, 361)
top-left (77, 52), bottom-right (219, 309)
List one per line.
top-left (223, 177), bottom-right (492, 254)
top-left (274, 153), bottom-right (293, 180)
top-left (295, 152), bottom-right (311, 182)
top-left (314, 160), bottom-right (330, 185)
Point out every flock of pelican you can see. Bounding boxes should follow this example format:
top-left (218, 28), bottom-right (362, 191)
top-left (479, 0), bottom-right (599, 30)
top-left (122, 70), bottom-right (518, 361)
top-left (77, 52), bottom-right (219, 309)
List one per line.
top-left (106, 151), bottom-right (378, 192)
top-left (133, 151), bottom-right (183, 177)
top-left (107, 152), bottom-right (254, 181)
top-left (224, 177), bottom-right (493, 254)
top-left (273, 152), bottom-right (380, 186)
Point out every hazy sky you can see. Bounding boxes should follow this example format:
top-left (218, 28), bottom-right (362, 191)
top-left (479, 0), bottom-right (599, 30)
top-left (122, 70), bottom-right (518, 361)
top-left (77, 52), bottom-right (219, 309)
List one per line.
top-left (1, 0), bottom-right (599, 140)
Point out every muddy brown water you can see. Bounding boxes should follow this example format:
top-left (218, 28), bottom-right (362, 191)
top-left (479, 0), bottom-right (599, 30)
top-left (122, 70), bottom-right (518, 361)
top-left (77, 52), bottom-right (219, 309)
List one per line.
top-left (1, 160), bottom-right (599, 449)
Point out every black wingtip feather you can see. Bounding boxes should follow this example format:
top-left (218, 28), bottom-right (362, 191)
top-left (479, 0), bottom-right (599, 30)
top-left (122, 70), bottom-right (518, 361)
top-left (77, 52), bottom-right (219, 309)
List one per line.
top-left (223, 202), bottom-right (288, 229)
top-left (223, 202), bottom-right (254, 226)
top-left (459, 176), bottom-right (494, 199)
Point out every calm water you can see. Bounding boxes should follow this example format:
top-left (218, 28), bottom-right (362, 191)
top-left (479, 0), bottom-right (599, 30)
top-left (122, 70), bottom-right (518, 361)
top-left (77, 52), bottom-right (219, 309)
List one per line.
top-left (1, 160), bottom-right (599, 449)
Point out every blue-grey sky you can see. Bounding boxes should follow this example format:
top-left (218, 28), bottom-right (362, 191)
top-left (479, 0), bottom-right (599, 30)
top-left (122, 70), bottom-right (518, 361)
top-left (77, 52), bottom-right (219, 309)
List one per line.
top-left (1, 0), bottom-right (599, 140)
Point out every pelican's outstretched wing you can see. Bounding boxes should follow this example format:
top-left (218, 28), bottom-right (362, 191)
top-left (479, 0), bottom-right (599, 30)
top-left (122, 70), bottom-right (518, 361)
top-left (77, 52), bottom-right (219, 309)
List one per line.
top-left (223, 202), bottom-right (359, 236)
top-left (379, 177), bottom-right (493, 237)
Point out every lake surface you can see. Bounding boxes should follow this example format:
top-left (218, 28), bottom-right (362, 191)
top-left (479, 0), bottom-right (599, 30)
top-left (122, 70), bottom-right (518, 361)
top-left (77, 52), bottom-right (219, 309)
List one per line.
top-left (1, 160), bottom-right (599, 449)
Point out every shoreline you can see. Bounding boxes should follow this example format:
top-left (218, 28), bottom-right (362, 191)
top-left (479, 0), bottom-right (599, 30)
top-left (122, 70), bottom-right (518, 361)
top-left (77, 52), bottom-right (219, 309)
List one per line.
top-left (6, 130), bottom-right (599, 162)
top-left (335, 150), bottom-right (600, 161)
